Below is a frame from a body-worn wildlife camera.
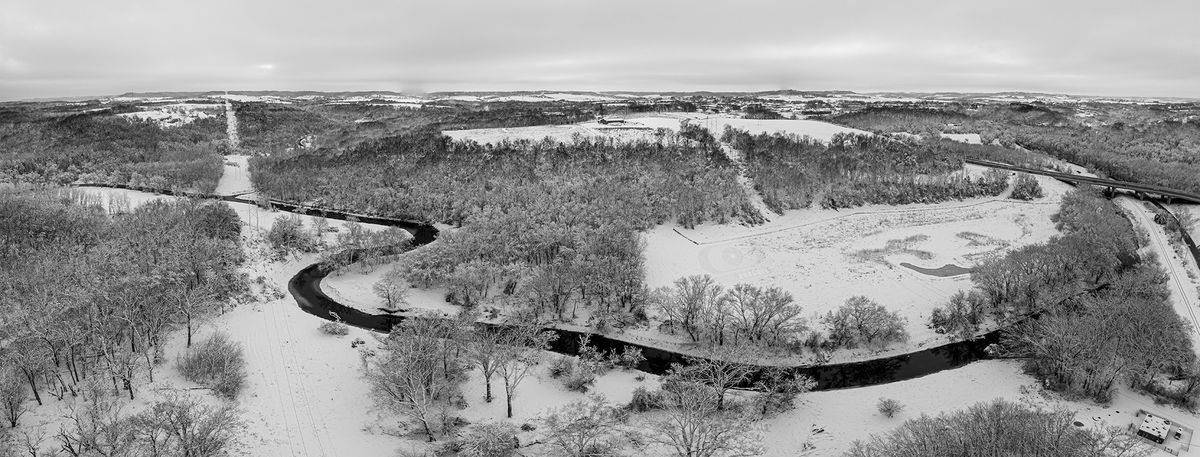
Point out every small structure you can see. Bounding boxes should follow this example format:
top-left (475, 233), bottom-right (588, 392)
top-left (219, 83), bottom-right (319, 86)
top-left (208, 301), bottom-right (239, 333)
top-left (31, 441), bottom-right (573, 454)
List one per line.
top-left (1138, 413), bottom-right (1171, 444)
top-left (1128, 409), bottom-right (1194, 455)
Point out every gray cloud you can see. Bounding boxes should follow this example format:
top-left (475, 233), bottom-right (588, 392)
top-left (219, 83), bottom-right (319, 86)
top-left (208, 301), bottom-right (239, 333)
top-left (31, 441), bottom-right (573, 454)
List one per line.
top-left (1, 0), bottom-right (1197, 100)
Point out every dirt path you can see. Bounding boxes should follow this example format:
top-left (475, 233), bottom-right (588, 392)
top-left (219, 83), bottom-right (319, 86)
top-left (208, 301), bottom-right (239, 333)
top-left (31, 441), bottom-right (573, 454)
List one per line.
top-left (718, 142), bottom-right (776, 222)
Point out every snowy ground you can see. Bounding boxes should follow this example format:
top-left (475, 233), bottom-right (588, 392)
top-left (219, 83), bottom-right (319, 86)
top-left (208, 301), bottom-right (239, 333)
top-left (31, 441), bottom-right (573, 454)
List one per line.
top-left (24, 139), bottom-right (1200, 456)
top-left (117, 103), bottom-right (221, 127)
top-left (940, 132), bottom-right (983, 144)
top-left (640, 173), bottom-right (1073, 363)
top-left (444, 112), bottom-right (869, 146)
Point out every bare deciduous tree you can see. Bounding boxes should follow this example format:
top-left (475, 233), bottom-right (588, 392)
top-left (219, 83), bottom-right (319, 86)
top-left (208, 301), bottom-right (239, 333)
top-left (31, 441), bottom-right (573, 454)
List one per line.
top-left (667, 346), bottom-right (756, 411)
top-left (497, 326), bottom-right (555, 418)
top-left (648, 383), bottom-right (762, 457)
top-left (536, 395), bottom-right (632, 457)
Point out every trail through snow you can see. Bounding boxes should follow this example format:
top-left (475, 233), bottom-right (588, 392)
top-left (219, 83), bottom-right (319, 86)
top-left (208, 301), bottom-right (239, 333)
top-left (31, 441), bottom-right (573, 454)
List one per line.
top-left (718, 142), bottom-right (776, 222)
top-left (226, 100), bottom-right (241, 149)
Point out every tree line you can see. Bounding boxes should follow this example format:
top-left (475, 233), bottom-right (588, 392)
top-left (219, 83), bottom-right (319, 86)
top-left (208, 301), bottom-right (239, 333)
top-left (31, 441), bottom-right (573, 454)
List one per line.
top-left (835, 104), bottom-right (1200, 197)
top-left (925, 187), bottom-right (1197, 404)
top-left (720, 127), bottom-right (1010, 212)
top-left (652, 275), bottom-right (909, 358)
top-left (0, 106), bottom-right (227, 193)
top-left (0, 186), bottom-right (246, 440)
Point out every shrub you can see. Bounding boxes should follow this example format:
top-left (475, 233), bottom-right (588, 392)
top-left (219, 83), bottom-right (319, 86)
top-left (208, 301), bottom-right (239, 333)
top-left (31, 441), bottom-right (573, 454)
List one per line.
top-left (929, 290), bottom-right (989, 338)
top-left (628, 386), bottom-right (663, 412)
top-left (1010, 173), bottom-right (1044, 200)
top-left (548, 356), bottom-right (575, 378)
top-left (564, 369), bottom-right (597, 393)
top-left (456, 422), bottom-right (519, 457)
top-left (320, 320), bottom-right (350, 336)
top-left (877, 397), bottom-right (904, 418)
top-left (178, 333), bottom-right (247, 399)
top-left (615, 346), bottom-right (646, 370)
top-left (266, 215), bottom-right (317, 255)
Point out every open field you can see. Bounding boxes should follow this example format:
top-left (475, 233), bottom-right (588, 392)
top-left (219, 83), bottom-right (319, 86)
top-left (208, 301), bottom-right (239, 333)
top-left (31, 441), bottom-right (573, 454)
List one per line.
top-left (643, 173), bottom-right (1073, 362)
top-left (443, 112), bottom-right (870, 145)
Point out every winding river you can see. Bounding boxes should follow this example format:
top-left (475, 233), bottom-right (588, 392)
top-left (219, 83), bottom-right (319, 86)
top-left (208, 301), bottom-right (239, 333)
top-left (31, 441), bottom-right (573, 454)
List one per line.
top-left (79, 164), bottom-right (1200, 391)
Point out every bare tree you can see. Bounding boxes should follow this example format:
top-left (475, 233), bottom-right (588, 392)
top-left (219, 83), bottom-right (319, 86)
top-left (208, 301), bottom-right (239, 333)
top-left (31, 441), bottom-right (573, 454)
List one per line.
top-left (648, 383), bottom-right (762, 457)
top-left (655, 275), bottom-right (724, 343)
top-left (373, 270), bottom-right (411, 312)
top-left (667, 346), bottom-right (756, 411)
top-left (536, 395), bottom-right (632, 457)
top-left (364, 326), bottom-right (458, 441)
top-left (0, 367), bottom-right (30, 428)
top-left (467, 325), bottom-right (505, 403)
top-left (724, 283), bottom-right (805, 346)
top-left (823, 296), bottom-right (908, 349)
top-left (55, 386), bottom-right (135, 457)
top-left (127, 395), bottom-right (242, 457)
top-left (496, 326), bottom-right (555, 418)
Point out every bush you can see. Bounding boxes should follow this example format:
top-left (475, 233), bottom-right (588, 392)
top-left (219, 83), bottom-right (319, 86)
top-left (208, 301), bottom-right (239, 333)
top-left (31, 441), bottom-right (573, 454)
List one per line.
top-left (1010, 173), bottom-right (1044, 201)
top-left (564, 369), bottom-right (597, 393)
top-left (628, 386), bottom-right (663, 412)
top-left (877, 397), bottom-right (904, 418)
top-left (178, 333), bottom-right (247, 399)
top-left (266, 215), bottom-right (317, 255)
top-left (455, 422), bottom-right (519, 457)
top-left (615, 346), bottom-right (646, 370)
top-left (929, 290), bottom-right (989, 338)
top-left (320, 320), bottom-right (350, 336)
top-left (548, 356), bottom-right (575, 378)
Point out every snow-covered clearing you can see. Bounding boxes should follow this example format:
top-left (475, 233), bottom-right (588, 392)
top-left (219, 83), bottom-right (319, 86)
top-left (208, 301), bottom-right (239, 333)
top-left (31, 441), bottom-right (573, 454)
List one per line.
top-left (940, 132), bottom-right (983, 144)
top-left (643, 173), bottom-right (1074, 363)
top-left (215, 155), bottom-right (253, 196)
top-left (118, 103), bottom-right (220, 127)
top-left (443, 112), bottom-right (870, 146)
top-left (225, 100), bottom-right (241, 148)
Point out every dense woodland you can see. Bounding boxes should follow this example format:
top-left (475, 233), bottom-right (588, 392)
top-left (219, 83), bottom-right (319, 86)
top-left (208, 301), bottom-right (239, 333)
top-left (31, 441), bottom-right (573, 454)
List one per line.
top-left (835, 104), bottom-right (1200, 195)
top-left (0, 104), bottom-right (227, 193)
top-left (233, 100), bottom-right (596, 153)
top-left (925, 188), bottom-right (1199, 404)
top-left (254, 125), bottom-right (757, 329)
top-left (721, 128), bottom-right (1010, 211)
top-left (0, 186), bottom-right (246, 453)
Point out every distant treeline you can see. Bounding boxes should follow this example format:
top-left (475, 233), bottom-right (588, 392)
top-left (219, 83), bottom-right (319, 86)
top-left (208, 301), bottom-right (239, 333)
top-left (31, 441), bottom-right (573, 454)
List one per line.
top-left (721, 127), bottom-right (1009, 211)
top-left (0, 107), bottom-right (226, 193)
top-left (834, 104), bottom-right (1200, 194)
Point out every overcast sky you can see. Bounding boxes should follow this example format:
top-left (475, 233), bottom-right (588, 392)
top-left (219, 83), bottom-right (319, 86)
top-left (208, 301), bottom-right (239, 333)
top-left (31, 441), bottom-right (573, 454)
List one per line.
top-left (2, 0), bottom-right (1198, 100)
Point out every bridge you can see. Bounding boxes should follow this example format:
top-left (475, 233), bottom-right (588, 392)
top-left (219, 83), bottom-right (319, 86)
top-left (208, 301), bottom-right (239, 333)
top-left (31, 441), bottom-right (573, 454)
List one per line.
top-left (965, 158), bottom-right (1200, 205)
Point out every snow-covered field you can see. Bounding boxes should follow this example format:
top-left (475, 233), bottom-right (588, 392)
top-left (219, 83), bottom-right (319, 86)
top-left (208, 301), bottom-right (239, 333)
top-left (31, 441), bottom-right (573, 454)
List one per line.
top-left (118, 103), bottom-right (221, 127)
top-left (642, 174), bottom-right (1073, 362)
top-left (444, 113), bottom-right (870, 146)
top-left (940, 132), bottom-right (983, 144)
